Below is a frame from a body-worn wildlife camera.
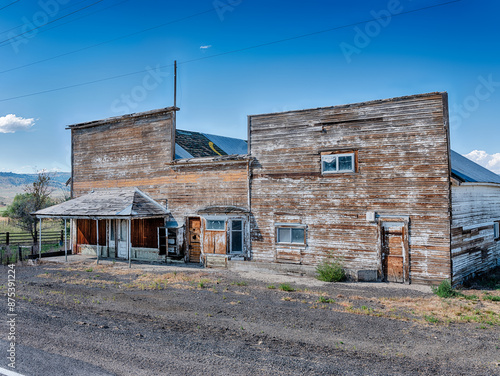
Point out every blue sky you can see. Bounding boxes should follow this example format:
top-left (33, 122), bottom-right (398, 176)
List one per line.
top-left (1, 0), bottom-right (499, 173)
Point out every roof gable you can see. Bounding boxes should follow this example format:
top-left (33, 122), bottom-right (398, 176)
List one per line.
top-left (34, 188), bottom-right (169, 218)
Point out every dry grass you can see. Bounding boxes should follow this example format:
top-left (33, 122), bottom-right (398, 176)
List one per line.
top-left (346, 293), bottom-right (500, 326)
top-left (38, 263), bottom-right (213, 291)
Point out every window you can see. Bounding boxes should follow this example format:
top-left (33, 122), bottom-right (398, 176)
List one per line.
top-left (230, 220), bottom-right (243, 253)
top-left (321, 152), bottom-right (355, 174)
top-left (206, 219), bottom-right (225, 231)
top-left (494, 221), bottom-right (500, 240)
top-left (110, 220), bottom-right (115, 241)
top-left (275, 224), bottom-right (306, 245)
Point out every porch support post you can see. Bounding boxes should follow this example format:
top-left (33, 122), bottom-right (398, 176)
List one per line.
top-left (38, 218), bottom-right (42, 259)
top-left (70, 219), bottom-right (73, 255)
top-left (96, 219), bottom-right (100, 265)
top-left (64, 218), bottom-right (67, 262)
top-left (128, 218), bottom-right (132, 268)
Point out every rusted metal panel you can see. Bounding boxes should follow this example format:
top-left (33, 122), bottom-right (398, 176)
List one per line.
top-left (249, 93), bottom-right (452, 284)
top-left (203, 230), bottom-right (226, 255)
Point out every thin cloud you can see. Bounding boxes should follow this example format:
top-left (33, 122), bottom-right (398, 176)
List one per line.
top-left (0, 114), bottom-right (35, 133)
top-left (200, 45), bottom-right (212, 50)
top-left (465, 150), bottom-right (500, 175)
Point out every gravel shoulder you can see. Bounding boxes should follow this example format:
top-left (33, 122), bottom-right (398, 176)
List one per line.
top-left (1, 257), bottom-right (499, 375)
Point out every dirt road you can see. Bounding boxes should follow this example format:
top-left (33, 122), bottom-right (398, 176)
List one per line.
top-left (1, 259), bottom-right (499, 375)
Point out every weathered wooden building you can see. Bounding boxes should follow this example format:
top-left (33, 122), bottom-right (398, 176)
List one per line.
top-left (36, 108), bottom-right (252, 265)
top-left (35, 92), bottom-right (500, 284)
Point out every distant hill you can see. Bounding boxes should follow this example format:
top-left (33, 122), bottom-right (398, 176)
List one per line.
top-left (0, 172), bottom-right (71, 207)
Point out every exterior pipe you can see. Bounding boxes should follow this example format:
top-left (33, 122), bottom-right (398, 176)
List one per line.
top-left (96, 219), bottom-right (99, 265)
top-left (64, 218), bottom-right (67, 262)
top-left (38, 218), bottom-right (42, 260)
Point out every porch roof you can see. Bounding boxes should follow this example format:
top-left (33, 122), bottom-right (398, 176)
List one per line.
top-left (34, 188), bottom-right (169, 219)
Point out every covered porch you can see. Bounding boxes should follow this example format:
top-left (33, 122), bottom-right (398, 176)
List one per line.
top-left (34, 188), bottom-right (170, 266)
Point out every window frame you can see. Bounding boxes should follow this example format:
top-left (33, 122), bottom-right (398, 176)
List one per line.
top-left (275, 223), bottom-right (307, 245)
top-left (229, 219), bottom-right (244, 254)
top-left (205, 217), bottom-right (226, 231)
top-left (321, 151), bottom-right (356, 175)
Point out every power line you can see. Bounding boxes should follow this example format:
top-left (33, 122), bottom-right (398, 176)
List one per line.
top-left (0, 0), bottom-right (21, 12)
top-left (0, 0), bottom-right (464, 104)
top-left (0, 0), bottom-right (105, 46)
top-left (0, 0), bottom-right (89, 36)
top-left (0, 6), bottom-right (216, 74)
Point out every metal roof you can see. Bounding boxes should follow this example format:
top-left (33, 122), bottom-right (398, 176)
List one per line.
top-left (450, 150), bottom-right (500, 184)
top-left (34, 188), bottom-right (169, 218)
top-left (174, 129), bottom-right (247, 159)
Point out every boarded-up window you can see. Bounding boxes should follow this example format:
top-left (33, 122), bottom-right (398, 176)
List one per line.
top-left (131, 218), bottom-right (164, 248)
top-left (77, 219), bottom-right (106, 245)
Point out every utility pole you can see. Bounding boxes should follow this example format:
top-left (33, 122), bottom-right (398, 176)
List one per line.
top-left (174, 60), bottom-right (177, 108)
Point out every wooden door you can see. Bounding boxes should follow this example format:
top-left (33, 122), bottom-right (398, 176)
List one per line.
top-left (117, 219), bottom-right (128, 258)
top-left (381, 222), bottom-right (407, 283)
top-left (188, 218), bottom-right (201, 263)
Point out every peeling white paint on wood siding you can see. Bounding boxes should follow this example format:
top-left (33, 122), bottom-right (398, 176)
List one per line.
top-left (249, 93), bottom-right (452, 284)
top-left (451, 184), bottom-right (500, 282)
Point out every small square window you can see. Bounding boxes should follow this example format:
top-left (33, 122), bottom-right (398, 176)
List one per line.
top-left (321, 153), bottom-right (355, 174)
top-left (276, 225), bottom-right (306, 245)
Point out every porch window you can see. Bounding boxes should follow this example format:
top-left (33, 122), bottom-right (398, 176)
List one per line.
top-left (206, 219), bottom-right (225, 231)
top-left (110, 220), bottom-right (115, 241)
top-left (276, 224), bottom-right (306, 245)
top-left (321, 152), bottom-right (355, 174)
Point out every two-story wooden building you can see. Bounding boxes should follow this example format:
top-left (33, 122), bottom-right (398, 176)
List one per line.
top-left (35, 92), bottom-right (500, 284)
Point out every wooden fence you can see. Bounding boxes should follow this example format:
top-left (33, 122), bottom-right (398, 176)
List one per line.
top-left (0, 230), bottom-right (71, 264)
top-left (0, 230), bottom-right (67, 246)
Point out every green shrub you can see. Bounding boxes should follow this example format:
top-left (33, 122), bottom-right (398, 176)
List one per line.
top-left (316, 255), bottom-right (345, 282)
top-left (317, 296), bottom-right (334, 304)
top-left (278, 283), bottom-right (294, 292)
top-left (482, 293), bottom-right (500, 302)
top-left (431, 280), bottom-right (458, 298)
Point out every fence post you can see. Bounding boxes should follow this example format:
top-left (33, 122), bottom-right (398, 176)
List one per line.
top-left (6, 232), bottom-right (9, 246)
top-left (18, 246), bottom-right (22, 262)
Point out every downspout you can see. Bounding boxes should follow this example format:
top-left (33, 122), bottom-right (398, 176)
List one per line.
top-left (96, 219), bottom-right (99, 265)
top-left (442, 92), bottom-right (454, 284)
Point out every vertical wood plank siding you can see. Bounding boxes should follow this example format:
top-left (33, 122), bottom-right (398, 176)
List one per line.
top-left (77, 219), bottom-right (106, 246)
top-left (249, 93), bottom-right (451, 284)
top-left (451, 184), bottom-right (500, 283)
top-left (131, 218), bottom-right (165, 248)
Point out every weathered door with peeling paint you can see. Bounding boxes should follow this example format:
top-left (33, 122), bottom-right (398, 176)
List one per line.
top-left (117, 219), bottom-right (128, 258)
top-left (188, 218), bottom-right (201, 263)
top-left (381, 222), bottom-right (408, 283)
